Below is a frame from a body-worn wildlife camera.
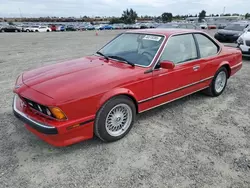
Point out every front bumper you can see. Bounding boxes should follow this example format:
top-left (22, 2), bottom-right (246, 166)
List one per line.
top-left (237, 45), bottom-right (250, 56)
top-left (13, 95), bottom-right (58, 134)
top-left (13, 95), bottom-right (94, 147)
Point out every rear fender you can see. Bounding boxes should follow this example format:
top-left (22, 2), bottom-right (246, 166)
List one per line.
top-left (217, 61), bottom-right (231, 77)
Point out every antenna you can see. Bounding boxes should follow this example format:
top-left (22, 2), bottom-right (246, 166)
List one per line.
top-left (223, 7), bottom-right (226, 15)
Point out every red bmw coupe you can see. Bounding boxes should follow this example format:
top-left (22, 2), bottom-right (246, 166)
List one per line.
top-left (13, 29), bottom-right (242, 147)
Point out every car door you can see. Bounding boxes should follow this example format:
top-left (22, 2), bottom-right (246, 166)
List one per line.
top-left (148, 34), bottom-right (204, 108)
top-left (193, 33), bottom-right (221, 88)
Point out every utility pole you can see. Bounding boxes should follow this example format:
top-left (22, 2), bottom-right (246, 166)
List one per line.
top-left (19, 8), bottom-right (23, 21)
top-left (223, 6), bottom-right (226, 16)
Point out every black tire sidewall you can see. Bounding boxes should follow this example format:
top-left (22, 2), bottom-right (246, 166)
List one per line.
top-left (95, 96), bottom-right (136, 142)
top-left (211, 67), bottom-right (228, 96)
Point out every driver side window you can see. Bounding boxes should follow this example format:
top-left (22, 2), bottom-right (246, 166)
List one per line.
top-left (159, 34), bottom-right (198, 65)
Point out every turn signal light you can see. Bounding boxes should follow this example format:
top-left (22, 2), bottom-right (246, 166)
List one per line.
top-left (49, 107), bottom-right (67, 120)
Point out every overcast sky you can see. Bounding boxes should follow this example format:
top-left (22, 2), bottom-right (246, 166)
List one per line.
top-left (1, 0), bottom-right (249, 17)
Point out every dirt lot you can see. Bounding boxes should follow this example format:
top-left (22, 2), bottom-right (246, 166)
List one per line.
top-left (0, 30), bottom-right (249, 188)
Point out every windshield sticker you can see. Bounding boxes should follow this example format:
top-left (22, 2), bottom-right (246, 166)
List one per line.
top-left (143, 35), bottom-right (161, 41)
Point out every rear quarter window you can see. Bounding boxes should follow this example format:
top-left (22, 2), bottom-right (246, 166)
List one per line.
top-left (194, 34), bottom-right (219, 58)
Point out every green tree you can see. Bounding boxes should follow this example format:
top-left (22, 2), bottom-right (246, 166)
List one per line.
top-left (232, 13), bottom-right (239, 16)
top-left (109, 17), bottom-right (123, 24)
top-left (121, 8), bottom-right (138, 24)
top-left (198, 10), bottom-right (206, 22)
top-left (161, 12), bottom-right (173, 22)
top-left (245, 13), bottom-right (250, 19)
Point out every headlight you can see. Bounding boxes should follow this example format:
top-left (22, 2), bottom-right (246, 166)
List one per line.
top-left (49, 107), bottom-right (67, 120)
top-left (234, 33), bottom-right (242, 37)
top-left (237, 37), bottom-right (244, 45)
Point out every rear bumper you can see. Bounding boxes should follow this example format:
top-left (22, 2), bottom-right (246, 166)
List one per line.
top-left (13, 95), bottom-right (94, 147)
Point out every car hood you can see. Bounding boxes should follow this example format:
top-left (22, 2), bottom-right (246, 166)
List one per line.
top-left (217, 29), bottom-right (243, 35)
top-left (22, 56), bottom-right (143, 103)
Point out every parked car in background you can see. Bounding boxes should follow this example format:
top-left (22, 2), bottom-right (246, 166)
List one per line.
top-left (217, 23), bottom-right (227, 29)
top-left (112, 24), bottom-right (122, 29)
top-left (85, 25), bottom-right (95, 30)
top-left (56, 25), bottom-right (65, 31)
top-left (131, 23), bottom-right (141, 29)
top-left (100, 25), bottom-right (113, 30)
top-left (29, 26), bottom-right (51, 32)
top-left (214, 22), bottom-right (250, 42)
top-left (49, 25), bottom-right (57, 31)
top-left (208, 24), bottom-right (217, 29)
top-left (66, 25), bottom-right (77, 31)
top-left (200, 23), bottom-right (208, 29)
top-left (0, 25), bottom-right (22, 32)
top-left (94, 24), bottom-right (103, 30)
top-left (20, 25), bottom-right (31, 32)
top-left (140, 23), bottom-right (148, 29)
top-left (157, 23), bottom-right (197, 30)
top-left (13, 29), bottom-right (242, 146)
top-left (237, 28), bottom-right (250, 56)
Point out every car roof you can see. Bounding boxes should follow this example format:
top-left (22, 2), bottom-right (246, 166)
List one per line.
top-left (126, 28), bottom-right (203, 37)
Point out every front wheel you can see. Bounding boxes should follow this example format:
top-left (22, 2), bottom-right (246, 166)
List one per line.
top-left (94, 96), bottom-right (136, 142)
top-left (203, 67), bottom-right (228, 97)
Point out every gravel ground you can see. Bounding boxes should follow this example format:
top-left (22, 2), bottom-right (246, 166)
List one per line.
top-left (0, 30), bottom-right (249, 188)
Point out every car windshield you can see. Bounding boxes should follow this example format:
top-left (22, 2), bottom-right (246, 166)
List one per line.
top-left (97, 33), bottom-right (164, 67)
top-left (224, 24), bottom-right (247, 31)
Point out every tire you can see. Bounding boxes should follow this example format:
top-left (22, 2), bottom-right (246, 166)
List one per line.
top-left (203, 67), bottom-right (228, 97)
top-left (35, 30), bottom-right (38, 32)
top-left (47, 30), bottom-right (50, 32)
top-left (94, 96), bottom-right (136, 142)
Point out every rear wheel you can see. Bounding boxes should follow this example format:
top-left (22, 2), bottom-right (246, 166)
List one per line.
top-left (203, 67), bottom-right (228, 97)
top-left (94, 96), bottom-right (136, 142)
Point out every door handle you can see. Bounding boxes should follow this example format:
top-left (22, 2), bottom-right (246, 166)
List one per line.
top-left (193, 65), bottom-right (200, 71)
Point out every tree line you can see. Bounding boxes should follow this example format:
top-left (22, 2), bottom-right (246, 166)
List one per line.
top-left (2, 8), bottom-right (250, 24)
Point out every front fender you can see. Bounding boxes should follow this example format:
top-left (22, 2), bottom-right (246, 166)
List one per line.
top-left (97, 88), bottom-right (138, 111)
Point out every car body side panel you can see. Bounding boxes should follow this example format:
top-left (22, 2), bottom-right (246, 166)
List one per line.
top-left (138, 60), bottom-right (203, 112)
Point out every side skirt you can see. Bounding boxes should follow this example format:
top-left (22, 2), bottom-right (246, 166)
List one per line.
top-left (139, 86), bottom-right (208, 113)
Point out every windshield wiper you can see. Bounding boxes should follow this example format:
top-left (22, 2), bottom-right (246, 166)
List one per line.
top-left (96, 51), bottom-right (109, 61)
top-left (108, 55), bottom-right (135, 67)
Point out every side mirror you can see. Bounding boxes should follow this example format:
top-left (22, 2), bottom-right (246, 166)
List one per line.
top-left (160, 60), bottom-right (175, 69)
